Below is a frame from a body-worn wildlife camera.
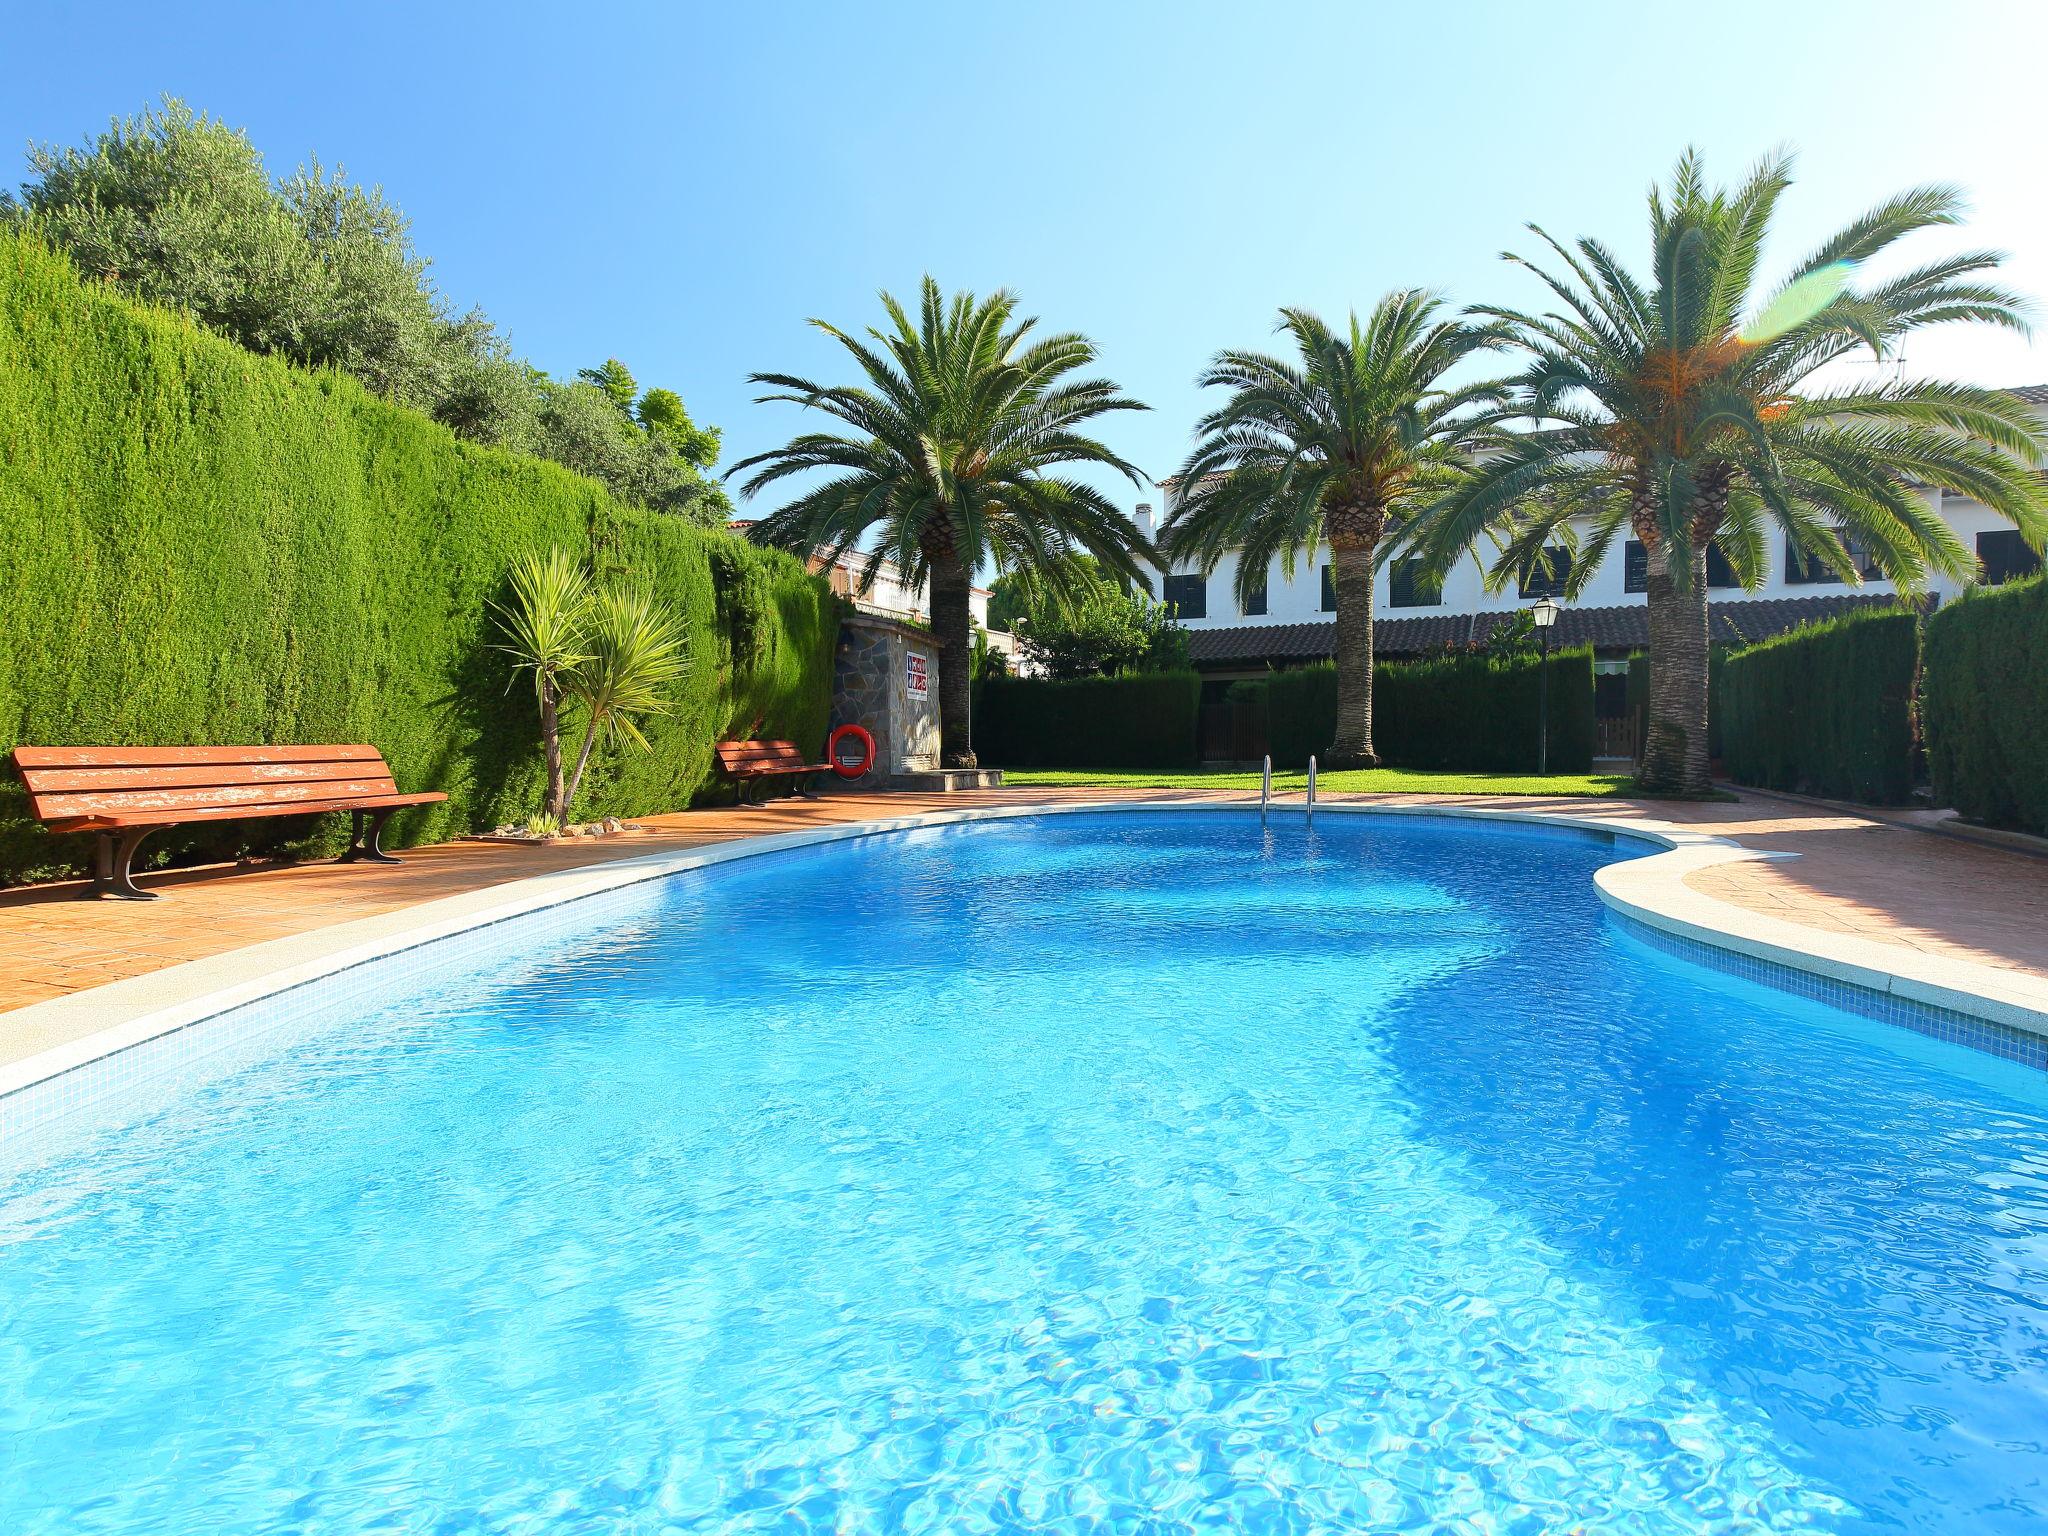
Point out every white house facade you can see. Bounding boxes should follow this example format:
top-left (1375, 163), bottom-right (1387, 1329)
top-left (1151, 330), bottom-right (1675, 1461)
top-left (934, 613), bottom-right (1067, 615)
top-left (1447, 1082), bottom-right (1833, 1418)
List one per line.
top-left (1144, 383), bottom-right (2048, 678)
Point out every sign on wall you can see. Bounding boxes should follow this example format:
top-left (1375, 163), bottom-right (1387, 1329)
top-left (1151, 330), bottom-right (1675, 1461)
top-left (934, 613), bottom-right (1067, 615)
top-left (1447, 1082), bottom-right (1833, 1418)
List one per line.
top-left (905, 652), bottom-right (930, 700)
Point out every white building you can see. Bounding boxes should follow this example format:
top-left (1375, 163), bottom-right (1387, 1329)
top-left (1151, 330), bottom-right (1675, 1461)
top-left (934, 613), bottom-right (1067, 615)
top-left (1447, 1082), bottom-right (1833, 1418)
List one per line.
top-left (1147, 383), bottom-right (2047, 680)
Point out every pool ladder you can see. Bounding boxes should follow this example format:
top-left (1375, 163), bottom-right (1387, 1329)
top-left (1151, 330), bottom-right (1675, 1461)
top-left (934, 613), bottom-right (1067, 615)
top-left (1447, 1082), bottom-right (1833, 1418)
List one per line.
top-left (1259, 755), bottom-right (1315, 824)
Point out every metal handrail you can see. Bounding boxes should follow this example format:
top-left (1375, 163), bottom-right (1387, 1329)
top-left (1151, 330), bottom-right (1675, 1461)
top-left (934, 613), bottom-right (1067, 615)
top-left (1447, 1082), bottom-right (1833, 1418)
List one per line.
top-left (1306, 756), bottom-right (1317, 824)
top-left (1261, 754), bottom-right (1272, 820)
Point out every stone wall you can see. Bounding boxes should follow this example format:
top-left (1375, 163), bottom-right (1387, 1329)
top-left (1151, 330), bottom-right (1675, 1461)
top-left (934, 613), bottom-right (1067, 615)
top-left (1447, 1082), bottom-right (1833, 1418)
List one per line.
top-left (833, 614), bottom-right (940, 774)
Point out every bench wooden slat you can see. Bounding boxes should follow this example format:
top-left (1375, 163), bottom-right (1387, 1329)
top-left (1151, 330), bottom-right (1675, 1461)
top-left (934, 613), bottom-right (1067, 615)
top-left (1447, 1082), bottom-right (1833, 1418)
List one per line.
top-left (20, 761), bottom-right (399, 793)
top-left (14, 744), bottom-right (385, 769)
top-left (32, 778), bottom-right (405, 821)
top-left (44, 790), bottom-right (445, 832)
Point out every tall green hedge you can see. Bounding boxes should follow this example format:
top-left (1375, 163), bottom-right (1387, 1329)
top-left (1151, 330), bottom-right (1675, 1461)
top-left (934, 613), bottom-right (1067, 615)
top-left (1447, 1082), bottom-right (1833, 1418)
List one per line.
top-left (1719, 607), bottom-right (1919, 804)
top-left (974, 673), bottom-right (1202, 768)
top-left (1922, 575), bottom-right (2048, 834)
top-left (1245, 649), bottom-right (1594, 773)
top-left (0, 232), bottom-right (838, 883)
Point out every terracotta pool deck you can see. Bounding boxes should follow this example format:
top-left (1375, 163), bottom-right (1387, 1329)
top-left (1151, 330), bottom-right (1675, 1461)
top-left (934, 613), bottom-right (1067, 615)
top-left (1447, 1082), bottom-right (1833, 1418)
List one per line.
top-left (0, 785), bottom-right (2043, 1037)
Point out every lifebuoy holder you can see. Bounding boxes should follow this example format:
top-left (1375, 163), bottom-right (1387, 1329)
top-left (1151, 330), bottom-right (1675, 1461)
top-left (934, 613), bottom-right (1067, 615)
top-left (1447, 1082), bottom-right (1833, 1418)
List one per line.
top-left (828, 724), bottom-right (876, 780)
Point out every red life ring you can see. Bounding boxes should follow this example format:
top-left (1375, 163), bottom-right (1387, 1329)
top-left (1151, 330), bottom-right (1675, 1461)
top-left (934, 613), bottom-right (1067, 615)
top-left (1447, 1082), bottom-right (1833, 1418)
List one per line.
top-left (828, 723), bottom-right (876, 780)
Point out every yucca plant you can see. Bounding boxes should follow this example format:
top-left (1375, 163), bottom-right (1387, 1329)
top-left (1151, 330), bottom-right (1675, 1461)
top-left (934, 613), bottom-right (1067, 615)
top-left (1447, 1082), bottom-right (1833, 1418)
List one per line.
top-left (497, 553), bottom-right (688, 821)
top-left (1163, 294), bottom-right (1508, 766)
top-left (1409, 150), bottom-right (2048, 796)
top-left (558, 586), bottom-right (690, 816)
top-left (730, 277), bottom-right (1151, 767)
top-left (496, 549), bottom-right (593, 823)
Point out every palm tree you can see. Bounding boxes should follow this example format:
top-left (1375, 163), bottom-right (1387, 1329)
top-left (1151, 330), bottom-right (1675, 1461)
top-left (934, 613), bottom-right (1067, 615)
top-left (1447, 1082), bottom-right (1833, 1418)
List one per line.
top-left (1162, 295), bottom-right (1508, 766)
top-left (1409, 150), bottom-right (2048, 797)
top-left (730, 279), bottom-right (1150, 767)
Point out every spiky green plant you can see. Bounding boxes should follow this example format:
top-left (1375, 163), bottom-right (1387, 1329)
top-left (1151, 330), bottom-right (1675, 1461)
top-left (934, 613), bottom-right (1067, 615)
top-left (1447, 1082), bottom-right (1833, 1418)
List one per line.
top-left (495, 548), bottom-right (593, 823)
top-left (730, 277), bottom-right (1151, 767)
top-left (1163, 294), bottom-right (1509, 766)
top-left (1409, 149), bottom-right (2048, 796)
top-left (559, 586), bottom-right (690, 816)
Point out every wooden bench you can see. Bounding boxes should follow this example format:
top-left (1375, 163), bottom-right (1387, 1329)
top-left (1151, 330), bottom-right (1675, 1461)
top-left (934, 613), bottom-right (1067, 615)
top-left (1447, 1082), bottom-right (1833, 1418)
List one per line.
top-left (714, 739), bottom-right (830, 805)
top-left (10, 745), bottom-right (448, 900)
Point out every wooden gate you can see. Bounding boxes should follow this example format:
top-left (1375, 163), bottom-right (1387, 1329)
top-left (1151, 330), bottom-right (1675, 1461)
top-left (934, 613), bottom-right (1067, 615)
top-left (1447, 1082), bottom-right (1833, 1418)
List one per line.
top-left (1199, 688), bottom-right (1268, 764)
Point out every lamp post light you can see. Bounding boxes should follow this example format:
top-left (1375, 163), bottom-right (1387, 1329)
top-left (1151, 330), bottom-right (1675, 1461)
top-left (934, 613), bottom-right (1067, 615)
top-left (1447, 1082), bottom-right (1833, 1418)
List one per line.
top-left (1531, 596), bottom-right (1560, 775)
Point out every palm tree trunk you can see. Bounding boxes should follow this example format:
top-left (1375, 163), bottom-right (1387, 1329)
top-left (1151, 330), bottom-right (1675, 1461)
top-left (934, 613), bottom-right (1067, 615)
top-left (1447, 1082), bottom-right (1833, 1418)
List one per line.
top-left (1328, 534), bottom-right (1380, 768)
top-left (540, 684), bottom-right (567, 822)
top-left (929, 546), bottom-right (977, 769)
top-left (1640, 543), bottom-right (1713, 797)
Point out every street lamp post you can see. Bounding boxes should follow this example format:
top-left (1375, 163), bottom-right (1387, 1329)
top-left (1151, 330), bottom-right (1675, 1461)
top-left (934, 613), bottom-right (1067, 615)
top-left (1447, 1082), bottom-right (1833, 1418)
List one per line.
top-left (1531, 596), bottom-right (1559, 775)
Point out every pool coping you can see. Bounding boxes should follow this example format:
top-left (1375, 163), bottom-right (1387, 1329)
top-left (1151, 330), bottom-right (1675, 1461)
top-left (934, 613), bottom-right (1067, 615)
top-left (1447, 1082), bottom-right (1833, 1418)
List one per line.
top-left (3, 797), bottom-right (2045, 1108)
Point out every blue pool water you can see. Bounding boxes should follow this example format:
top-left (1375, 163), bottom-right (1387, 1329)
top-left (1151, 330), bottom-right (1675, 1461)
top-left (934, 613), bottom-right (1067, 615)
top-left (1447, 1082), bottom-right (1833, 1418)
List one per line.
top-left (2, 809), bottom-right (2045, 1533)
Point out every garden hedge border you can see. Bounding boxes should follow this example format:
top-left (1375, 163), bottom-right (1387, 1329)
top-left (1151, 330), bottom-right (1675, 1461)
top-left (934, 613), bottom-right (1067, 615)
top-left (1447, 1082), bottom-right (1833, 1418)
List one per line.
top-left (974, 672), bottom-right (1203, 768)
top-left (0, 232), bottom-right (838, 884)
top-left (1719, 606), bottom-right (1919, 805)
top-left (1922, 575), bottom-right (2048, 835)
top-left (1249, 649), bottom-right (1595, 773)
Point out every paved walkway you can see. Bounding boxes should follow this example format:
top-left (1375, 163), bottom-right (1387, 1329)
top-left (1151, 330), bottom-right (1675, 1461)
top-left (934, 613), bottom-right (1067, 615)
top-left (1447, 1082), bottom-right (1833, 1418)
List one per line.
top-left (0, 787), bottom-right (2042, 1020)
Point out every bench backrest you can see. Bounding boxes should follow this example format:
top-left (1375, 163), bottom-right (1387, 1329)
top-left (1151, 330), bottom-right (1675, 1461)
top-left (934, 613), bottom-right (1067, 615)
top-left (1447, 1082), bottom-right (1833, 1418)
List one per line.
top-left (714, 739), bottom-right (811, 774)
top-left (11, 745), bottom-right (403, 825)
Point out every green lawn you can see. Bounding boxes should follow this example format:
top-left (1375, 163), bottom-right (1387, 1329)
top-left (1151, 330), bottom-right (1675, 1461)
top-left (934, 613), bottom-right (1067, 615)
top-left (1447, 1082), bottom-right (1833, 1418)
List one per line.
top-left (997, 766), bottom-right (1636, 796)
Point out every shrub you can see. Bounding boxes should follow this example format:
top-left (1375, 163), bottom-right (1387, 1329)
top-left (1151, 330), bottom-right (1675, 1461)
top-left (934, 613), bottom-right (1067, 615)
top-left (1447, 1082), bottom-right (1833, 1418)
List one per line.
top-left (1010, 565), bottom-right (1189, 680)
top-left (1922, 575), bottom-right (2048, 834)
top-left (975, 673), bottom-right (1202, 768)
top-left (0, 231), bottom-right (835, 883)
top-left (1249, 649), bottom-right (1595, 772)
top-left (1719, 606), bottom-right (1919, 803)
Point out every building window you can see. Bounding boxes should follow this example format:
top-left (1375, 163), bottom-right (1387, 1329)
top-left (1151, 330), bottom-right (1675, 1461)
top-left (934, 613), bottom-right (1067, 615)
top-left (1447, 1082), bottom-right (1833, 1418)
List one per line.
top-left (1624, 539), bottom-right (1740, 593)
top-left (1162, 573), bottom-right (1207, 620)
top-left (1241, 573), bottom-right (1268, 617)
top-left (1784, 538), bottom-right (1837, 585)
top-left (1979, 529), bottom-right (2043, 585)
top-left (1388, 557), bottom-right (1442, 608)
top-left (1785, 534), bottom-right (1882, 586)
top-left (1320, 564), bottom-right (1336, 612)
top-left (1517, 546), bottom-right (1572, 599)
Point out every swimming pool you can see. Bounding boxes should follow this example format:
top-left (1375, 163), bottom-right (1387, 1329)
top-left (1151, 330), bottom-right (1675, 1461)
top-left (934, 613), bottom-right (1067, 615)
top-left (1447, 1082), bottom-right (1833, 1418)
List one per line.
top-left (2, 808), bottom-right (2044, 1532)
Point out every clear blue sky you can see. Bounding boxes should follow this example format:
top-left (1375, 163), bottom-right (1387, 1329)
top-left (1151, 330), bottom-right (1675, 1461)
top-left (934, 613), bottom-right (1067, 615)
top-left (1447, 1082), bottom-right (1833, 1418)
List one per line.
top-left (7, 0), bottom-right (2047, 509)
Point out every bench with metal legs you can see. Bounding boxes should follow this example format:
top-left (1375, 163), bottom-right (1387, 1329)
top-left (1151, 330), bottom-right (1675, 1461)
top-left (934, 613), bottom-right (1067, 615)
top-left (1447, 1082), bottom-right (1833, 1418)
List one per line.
top-left (12, 745), bottom-right (448, 901)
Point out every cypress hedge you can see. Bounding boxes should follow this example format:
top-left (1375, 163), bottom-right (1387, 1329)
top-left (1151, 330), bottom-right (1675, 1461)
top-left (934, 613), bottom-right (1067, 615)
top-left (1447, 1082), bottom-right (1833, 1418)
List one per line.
top-left (0, 232), bottom-right (838, 883)
top-left (974, 673), bottom-right (1202, 768)
top-left (1248, 649), bottom-right (1595, 773)
top-left (1922, 574), bottom-right (2048, 834)
top-left (1719, 607), bottom-right (1919, 804)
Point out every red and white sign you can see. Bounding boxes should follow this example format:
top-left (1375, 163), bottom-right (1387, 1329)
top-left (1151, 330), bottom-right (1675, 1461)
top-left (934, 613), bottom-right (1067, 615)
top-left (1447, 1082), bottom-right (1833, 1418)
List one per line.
top-left (905, 652), bottom-right (929, 700)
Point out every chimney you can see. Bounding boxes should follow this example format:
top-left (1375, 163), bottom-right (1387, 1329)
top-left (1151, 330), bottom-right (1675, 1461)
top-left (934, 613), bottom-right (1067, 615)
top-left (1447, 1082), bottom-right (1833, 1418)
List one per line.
top-left (1134, 501), bottom-right (1155, 540)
